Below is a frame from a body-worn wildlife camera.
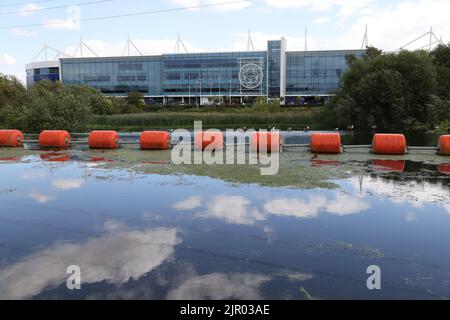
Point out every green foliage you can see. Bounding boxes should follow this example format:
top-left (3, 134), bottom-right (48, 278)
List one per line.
top-left (324, 47), bottom-right (447, 131)
top-left (252, 97), bottom-right (281, 113)
top-left (67, 85), bottom-right (113, 115)
top-left (89, 108), bottom-right (322, 131)
top-left (0, 74), bottom-right (27, 126)
top-left (126, 91), bottom-right (147, 112)
top-left (1, 81), bottom-right (92, 133)
top-left (430, 43), bottom-right (450, 100)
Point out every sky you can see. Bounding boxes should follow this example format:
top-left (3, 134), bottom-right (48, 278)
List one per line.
top-left (0, 0), bottom-right (449, 83)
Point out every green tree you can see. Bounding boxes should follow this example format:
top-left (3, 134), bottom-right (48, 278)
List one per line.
top-left (325, 48), bottom-right (439, 131)
top-left (1, 80), bottom-right (92, 133)
top-left (66, 85), bottom-right (113, 115)
top-left (126, 91), bottom-right (147, 112)
top-left (431, 43), bottom-right (450, 100)
top-left (0, 74), bottom-right (27, 126)
top-left (363, 46), bottom-right (382, 60)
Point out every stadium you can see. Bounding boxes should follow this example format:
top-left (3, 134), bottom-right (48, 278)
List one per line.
top-left (26, 37), bottom-right (365, 105)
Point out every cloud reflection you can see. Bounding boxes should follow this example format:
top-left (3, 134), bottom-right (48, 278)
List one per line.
top-left (198, 196), bottom-right (266, 225)
top-left (173, 192), bottom-right (369, 225)
top-left (167, 273), bottom-right (270, 300)
top-left (52, 178), bottom-right (85, 191)
top-left (29, 192), bottom-right (55, 204)
top-left (351, 176), bottom-right (450, 213)
top-left (0, 224), bottom-right (180, 300)
top-left (264, 194), bottom-right (369, 218)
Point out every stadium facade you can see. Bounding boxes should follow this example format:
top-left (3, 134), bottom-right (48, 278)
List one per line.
top-left (26, 38), bottom-right (364, 105)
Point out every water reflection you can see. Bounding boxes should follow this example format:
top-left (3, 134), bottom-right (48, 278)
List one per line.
top-left (353, 175), bottom-right (450, 213)
top-left (0, 223), bottom-right (179, 300)
top-left (173, 192), bottom-right (370, 224)
top-left (29, 192), bottom-right (55, 204)
top-left (167, 273), bottom-right (270, 300)
top-left (0, 148), bottom-right (449, 299)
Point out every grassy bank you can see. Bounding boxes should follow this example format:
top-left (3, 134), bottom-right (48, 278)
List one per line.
top-left (88, 107), bottom-right (325, 131)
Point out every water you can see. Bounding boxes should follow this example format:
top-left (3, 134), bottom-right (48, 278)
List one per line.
top-left (0, 134), bottom-right (449, 300)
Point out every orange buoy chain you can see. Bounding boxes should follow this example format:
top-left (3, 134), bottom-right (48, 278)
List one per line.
top-left (0, 130), bottom-right (448, 155)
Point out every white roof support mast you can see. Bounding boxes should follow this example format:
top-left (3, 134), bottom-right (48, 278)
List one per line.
top-left (246, 30), bottom-right (255, 51)
top-left (173, 33), bottom-right (189, 54)
top-left (32, 42), bottom-right (72, 62)
top-left (73, 37), bottom-right (99, 57)
top-left (397, 27), bottom-right (444, 51)
top-left (122, 34), bottom-right (143, 56)
top-left (361, 24), bottom-right (369, 49)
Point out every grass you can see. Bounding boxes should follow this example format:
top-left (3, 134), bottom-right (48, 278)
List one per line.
top-left (88, 107), bottom-right (325, 131)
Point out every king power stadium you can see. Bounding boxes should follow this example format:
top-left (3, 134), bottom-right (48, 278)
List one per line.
top-left (25, 37), bottom-right (365, 105)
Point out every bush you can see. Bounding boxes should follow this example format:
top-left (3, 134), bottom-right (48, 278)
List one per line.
top-left (323, 47), bottom-right (449, 131)
top-left (1, 81), bottom-right (92, 133)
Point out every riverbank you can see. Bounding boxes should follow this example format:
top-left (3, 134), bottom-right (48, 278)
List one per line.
top-left (88, 107), bottom-right (324, 131)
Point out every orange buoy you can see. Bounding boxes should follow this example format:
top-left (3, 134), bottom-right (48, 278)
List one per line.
top-left (0, 130), bottom-right (24, 147)
top-left (140, 131), bottom-right (171, 150)
top-left (372, 159), bottom-right (406, 172)
top-left (310, 133), bottom-right (342, 154)
top-left (88, 131), bottom-right (119, 149)
top-left (194, 131), bottom-right (224, 151)
top-left (39, 130), bottom-right (71, 148)
top-left (437, 163), bottom-right (450, 174)
top-left (438, 135), bottom-right (450, 155)
top-left (250, 132), bottom-right (281, 153)
top-left (371, 134), bottom-right (407, 155)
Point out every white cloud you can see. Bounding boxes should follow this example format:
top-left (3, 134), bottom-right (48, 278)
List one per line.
top-left (0, 226), bottom-right (179, 299)
top-left (351, 175), bottom-right (450, 213)
top-left (52, 178), bottom-right (85, 191)
top-left (44, 6), bottom-right (81, 31)
top-left (173, 196), bottom-right (203, 210)
top-left (264, 0), bottom-right (375, 13)
top-left (198, 195), bottom-right (266, 225)
top-left (29, 192), bottom-right (55, 204)
top-left (0, 53), bottom-right (16, 65)
top-left (167, 0), bottom-right (251, 11)
top-left (20, 170), bottom-right (46, 180)
top-left (264, 193), bottom-right (370, 218)
top-left (348, 0), bottom-right (450, 50)
top-left (167, 273), bottom-right (270, 300)
top-left (314, 16), bottom-right (331, 24)
top-left (10, 28), bottom-right (38, 37)
top-left (64, 38), bottom-right (202, 57)
top-left (262, 0), bottom-right (450, 50)
top-left (17, 3), bottom-right (43, 16)
top-left (44, 17), bottom-right (80, 31)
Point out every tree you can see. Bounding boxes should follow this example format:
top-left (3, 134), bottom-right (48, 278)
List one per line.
top-left (0, 73), bottom-right (27, 111)
top-left (431, 43), bottom-right (450, 100)
top-left (1, 80), bottom-right (92, 133)
top-left (126, 91), bottom-right (147, 112)
top-left (66, 85), bottom-right (113, 115)
top-left (325, 48), bottom-right (440, 130)
top-left (363, 46), bottom-right (382, 60)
